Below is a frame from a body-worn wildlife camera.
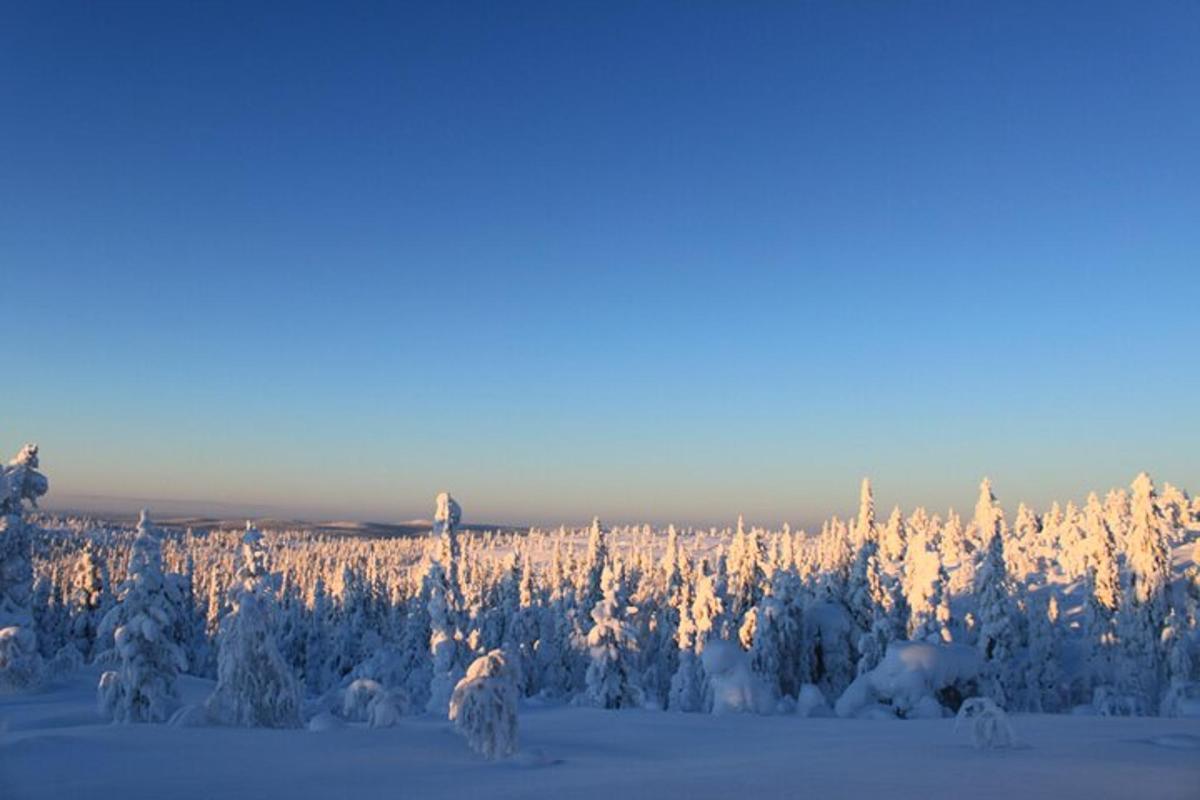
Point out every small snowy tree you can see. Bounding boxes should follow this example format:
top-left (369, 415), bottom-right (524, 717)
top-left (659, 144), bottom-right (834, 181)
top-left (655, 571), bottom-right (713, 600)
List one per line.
top-left (67, 544), bottom-right (108, 661)
top-left (879, 506), bottom-right (907, 574)
top-left (853, 477), bottom-right (877, 548)
top-left (449, 649), bottom-right (519, 760)
top-left (97, 510), bottom-right (187, 723)
top-left (956, 697), bottom-right (1016, 749)
top-left (205, 523), bottom-right (302, 728)
top-left (579, 516), bottom-right (609, 612)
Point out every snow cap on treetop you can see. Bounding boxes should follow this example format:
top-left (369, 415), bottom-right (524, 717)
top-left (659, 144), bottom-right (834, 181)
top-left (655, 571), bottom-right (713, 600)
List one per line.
top-left (435, 492), bottom-right (462, 533)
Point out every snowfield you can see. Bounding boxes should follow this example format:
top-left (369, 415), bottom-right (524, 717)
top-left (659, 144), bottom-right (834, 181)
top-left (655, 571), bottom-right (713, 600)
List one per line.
top-left (3, 668), bottom-right (1199, 800)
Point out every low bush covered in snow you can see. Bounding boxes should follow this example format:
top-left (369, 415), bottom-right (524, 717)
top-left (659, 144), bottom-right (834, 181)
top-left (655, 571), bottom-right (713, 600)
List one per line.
top-left (956, 696), bottom-right (1016, 749)
top-left (836, 641), bottom-right (981, 719)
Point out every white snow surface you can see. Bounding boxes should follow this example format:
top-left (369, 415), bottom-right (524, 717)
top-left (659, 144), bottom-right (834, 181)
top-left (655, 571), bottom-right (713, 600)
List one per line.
top-left (2, 667), bottom-right (1198, 800)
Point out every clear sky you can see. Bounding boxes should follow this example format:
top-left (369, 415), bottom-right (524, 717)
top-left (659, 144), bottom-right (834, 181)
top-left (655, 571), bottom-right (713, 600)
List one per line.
top-left (3, 2), bottom-right (1197, 527)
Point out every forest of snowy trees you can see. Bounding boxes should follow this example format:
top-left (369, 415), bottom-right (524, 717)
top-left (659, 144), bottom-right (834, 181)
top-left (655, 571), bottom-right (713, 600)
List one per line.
top-left (3, 441), bottom-right (1199, 755)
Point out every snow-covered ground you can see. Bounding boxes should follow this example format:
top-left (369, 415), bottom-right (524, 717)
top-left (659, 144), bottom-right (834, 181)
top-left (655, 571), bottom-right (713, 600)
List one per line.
top-left (3, 668), bottom-right (1198, 800)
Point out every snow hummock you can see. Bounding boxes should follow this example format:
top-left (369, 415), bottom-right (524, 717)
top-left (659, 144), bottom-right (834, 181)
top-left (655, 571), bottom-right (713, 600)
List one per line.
top-left (836, 641), bottom-right (981, 719)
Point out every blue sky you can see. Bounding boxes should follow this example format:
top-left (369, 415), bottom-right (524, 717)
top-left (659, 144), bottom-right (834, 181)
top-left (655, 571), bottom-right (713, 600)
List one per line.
top-left (2, 2), bottom-right (1197, 526)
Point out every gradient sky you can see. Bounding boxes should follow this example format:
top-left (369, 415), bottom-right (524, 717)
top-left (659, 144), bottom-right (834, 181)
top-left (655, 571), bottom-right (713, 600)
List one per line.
top-left (2, 2), bottom-right (1197, 527)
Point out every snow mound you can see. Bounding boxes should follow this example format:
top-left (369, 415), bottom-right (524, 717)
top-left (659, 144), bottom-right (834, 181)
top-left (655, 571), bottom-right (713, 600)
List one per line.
top-left (956, 697), bottom-right (1016, 749)
top-left (836, 642), bottom-right (980, 719)
top-left (700, 639), bottom-right (774, 715)
top-left (795, 684), bottom-right (832, 718)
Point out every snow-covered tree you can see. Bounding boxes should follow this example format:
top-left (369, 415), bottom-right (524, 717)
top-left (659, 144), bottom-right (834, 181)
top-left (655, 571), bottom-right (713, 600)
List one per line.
top-left (668, 582), bottom-right (706, 711)
top-left (905, 533), bottom-right (950, 644)
top-left (853, 478), bottom-right (877, 548)
top-left (974, 521), bottom-right (1015, 708)
top-left (0, 443), bottom-right (48, 691)
top-left (97, 511), bottom-right (187, 723)
top-left (205, 523), bottom-right (302, 728)
top-left (1158, 605), bottom-right (1197, 716)
top-left (1110, 473), bottom-right (1174, 713)
top-left (743, 593), bottom-right (786, 704)
top-left (426, 561), bottom-right (463, 716)
top-left (579, 516), bottom-right (609, 612)
top-left (449, 649), bottom-right (518, 760)
top-left (66, 544), bottom-right (108, 660)
top-left (727, 515), bottom-right (767, 619)
top-left (583, 565), bottom-right (643, 709)
top-left (1023, 593), bottom-right (1062, 712)
top-left (956, 697), bottom-right (1016, 749)
top-left (879, 506), bottom-right (907, 574)
top-left (1082, 494), bottom-right (1120, 694)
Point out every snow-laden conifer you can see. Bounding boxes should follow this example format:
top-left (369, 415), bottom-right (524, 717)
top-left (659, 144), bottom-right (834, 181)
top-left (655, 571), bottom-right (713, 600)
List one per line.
top-left (205, 522), bottom-right (302, 728)
top-left (97, 510), bottom-right (186, 722)
top-left (449, 649), bottom-right (519, 760)
top-left (0, 443), bottom-right (48, 691)
top-left (582, 565), bottom-right (643, 709)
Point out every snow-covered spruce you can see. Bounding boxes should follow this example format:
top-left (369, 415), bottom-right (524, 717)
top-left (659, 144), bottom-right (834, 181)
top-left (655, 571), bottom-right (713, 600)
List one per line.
top-left (426, 492), bottom-right (466, 716)
top-left (449, 649), bottom-right (519, 760)
top-left (66, 543), bottom-right (109, 661)
top-left (973, 478), bottom-right (1017, 708)
top-left (582, 564), bottom-right (644, 709)
top-left (97, 510), bottom-right (187, 722)
top-left (425, 561), bottom-right (463, 716)
top-left (205, 522), bottom-right (302, 728)
top-left (0, 443), bottom-right (48, 691)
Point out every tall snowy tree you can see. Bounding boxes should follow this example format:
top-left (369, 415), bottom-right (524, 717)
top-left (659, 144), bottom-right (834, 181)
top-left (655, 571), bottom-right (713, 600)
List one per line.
top-left (974, 519), bottom-right (1016, 708)
top-left (1112, 473), bottom-right (1174, 713)
top-left (668, 582), bottom-right (706, 712)
top-left (0, 443), bottom-right (48, 691)
top-left (1082, 493), bottom-right (1120, 694)
top-left (426, 561), bottom-right (463, 716)
top-left (205, 523), bottom-right (302, 728)
top-left (582, 565), bottom-right (643, 709)
top-left (97, 511), bottom-right (187, 723)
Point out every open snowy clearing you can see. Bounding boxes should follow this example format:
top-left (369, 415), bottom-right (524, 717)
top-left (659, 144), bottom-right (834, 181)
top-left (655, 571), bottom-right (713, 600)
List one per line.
top-left (2, 670), bottom-right (1198, 800)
